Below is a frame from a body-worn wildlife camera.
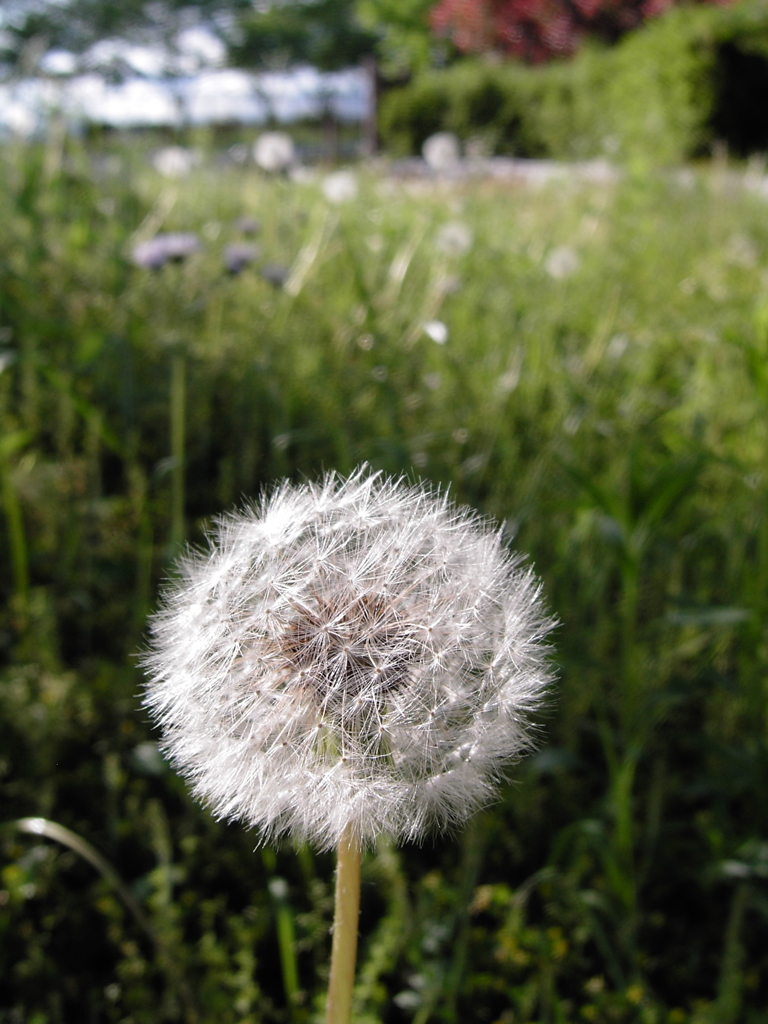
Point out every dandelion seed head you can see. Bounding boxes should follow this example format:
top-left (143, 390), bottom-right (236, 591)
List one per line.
top-left (422, 132), bottom-right (461, 173)
top-left (253, 132), bottom-right (295, 173)
top-left (142, 467), bottom-right (554, 849)
top-left (435, 221), bottom-right (473, 256)
top-left (152, 146), bottom-right (199, 178)
top-left (544, 245), bottom-right (580, 280)
top-left (322, 170), bottom-right (359, 205)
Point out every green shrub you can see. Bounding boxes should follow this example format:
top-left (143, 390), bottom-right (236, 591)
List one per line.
top-left (379, 74), bottom-right (454, 155)
top-left (380, 61), bottom-right (555, 158)
top-left (379, 0), bottom-right (768, 164)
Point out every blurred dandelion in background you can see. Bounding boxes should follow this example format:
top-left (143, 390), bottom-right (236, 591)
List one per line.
top-left (152, 146), bottom-right (200, 178)
top-left (290, 165), bottom-right (318, 185)
top-left (544, 245), bottom-right (580, 279)
top-left (435, 220), bottom-right (474, 255)
top-left (322, 170), bottom-right (359, 204)
top-left (422, 131), bottom-right (461, 173)
top-left (253, 132), bottom-right (296, 174)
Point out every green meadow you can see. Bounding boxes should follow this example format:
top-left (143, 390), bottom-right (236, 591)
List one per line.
top-left (2, 134), bottom-right (768, 1022)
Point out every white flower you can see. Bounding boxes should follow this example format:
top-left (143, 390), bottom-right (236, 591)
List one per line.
top-left (544, 246), bottom-right (580, 280)
top-left (435, 221), bottom-right (473, 256)
top-left (152, 146), bottom-right (199, 178)
top-left (423, 320), bottom-right (448, 345)
top-left (422, 132), bottom-right (461, 173)
top-left (725, 233), bottom-right (758, 269)
top-left (253, 132), bottom-right (295, 173)
top-left (322, 170), bottom-right (359, 205)
top-left (290, 165), bottom-right (317, 185)
top-left (142, 468), bottom-right (554, 850)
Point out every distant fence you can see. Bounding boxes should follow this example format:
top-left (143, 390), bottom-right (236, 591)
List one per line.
top-left (0, 65), bottom-right (372, 136)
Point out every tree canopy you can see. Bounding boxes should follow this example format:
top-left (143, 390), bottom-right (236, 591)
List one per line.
top-left (0, 0), bottom-right (742, 80)
top-left (430, 0), bottom-right (736, 62)
top-left (229, 0), bottom-right (376, 72)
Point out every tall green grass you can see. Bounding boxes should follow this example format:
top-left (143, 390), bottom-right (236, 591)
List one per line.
top-left (1, 135), bottom-right (768, 1023)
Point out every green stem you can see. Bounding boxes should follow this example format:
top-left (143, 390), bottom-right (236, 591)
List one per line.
top-left (269, 877), bottom-right (301, 1010)
top-left (0, 450), bottom-right (28, 610)
top-left (714, 883), bottom-right (749, 1024)
top-left (170, 352), bottom-right (186, 552)
top-left (325, 825), bottom-right (361, 1024)
top-left (619, 557), bottom-right (640, 733)
top-left (442, 819), bottom-right (489, 1022)
top-left (261, 848), bottom-right (300, 1009)
top-left (0, 429), bottom-right (29, 625)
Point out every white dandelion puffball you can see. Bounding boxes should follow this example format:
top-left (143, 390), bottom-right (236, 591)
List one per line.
top-left (253, 132), bottom-right (295, 173)
top-left (321, 169), bottom-right (359, 205)
top-left (143, 469), bottom-right (554, 850)
top-left (152, 146), bottom-right (199, 178)
top-left (544, 245), bottom-right (580, 280)
top-left (435, 221), bottom-right (474, 256)
top-left (422, 131), bottom-right (461, 173)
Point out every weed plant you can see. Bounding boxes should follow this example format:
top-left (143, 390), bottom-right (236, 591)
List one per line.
top-left (1, 134), bottom-right (768, 1023)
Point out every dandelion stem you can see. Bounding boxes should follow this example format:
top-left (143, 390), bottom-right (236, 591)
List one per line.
top-left (0, 434), bottom-right (29, 618)
top-left (325, 824), bottom-right (361, 1024)
top-left (169, 352), bottom-right (186, 551)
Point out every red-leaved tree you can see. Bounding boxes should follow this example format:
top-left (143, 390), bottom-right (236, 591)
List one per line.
top-left (430, 0), bottom-right (732, 61)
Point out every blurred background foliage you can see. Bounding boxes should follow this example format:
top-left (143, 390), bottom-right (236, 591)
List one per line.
top-left (2, 0), bottom-right (768, 1023)
top-left (380, 0), bottom-right (768, 162)
top-left (0, 0), bottom-right (756, 77)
